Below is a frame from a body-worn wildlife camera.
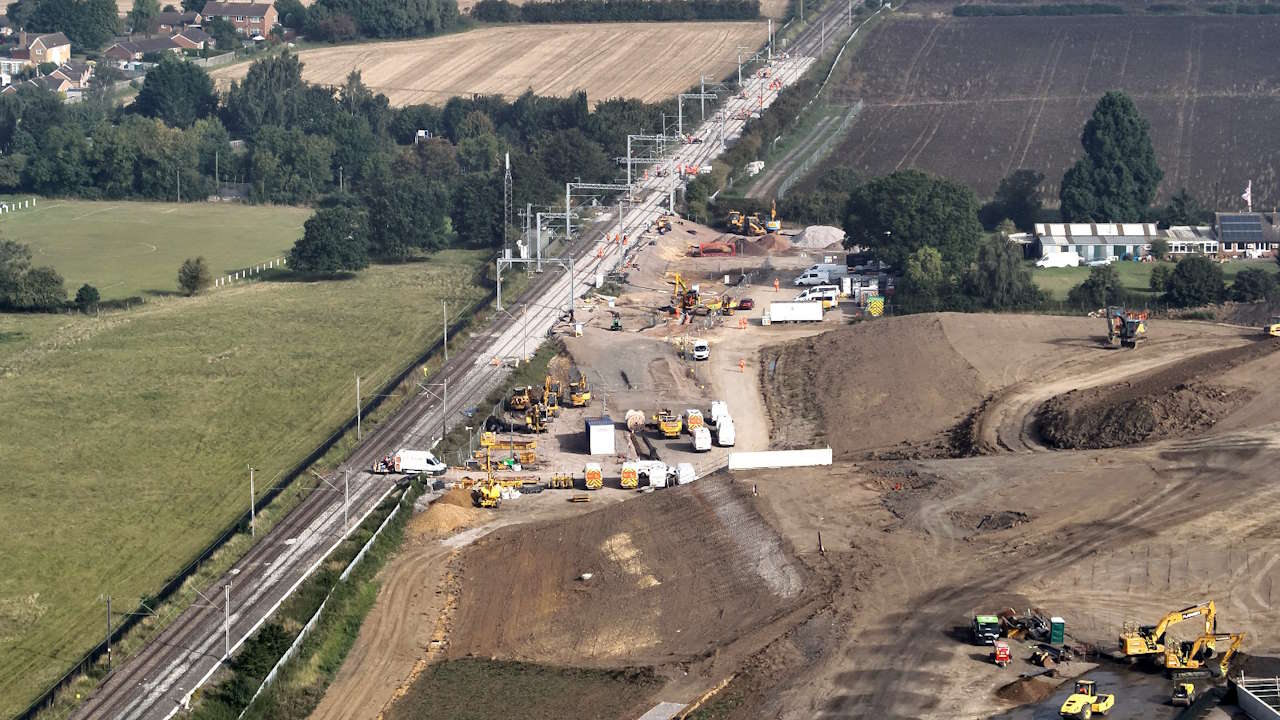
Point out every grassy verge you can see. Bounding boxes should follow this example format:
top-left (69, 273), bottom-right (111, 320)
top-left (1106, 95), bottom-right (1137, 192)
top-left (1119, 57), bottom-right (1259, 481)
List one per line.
top-left (1, 199), bottom-right (309, 299)
top-left (384, 659), bottom-right (660, 720)
top-left (1033, 259), bottom-right (1279, 301)
top-left (4, 254), bottom-right (489, 718)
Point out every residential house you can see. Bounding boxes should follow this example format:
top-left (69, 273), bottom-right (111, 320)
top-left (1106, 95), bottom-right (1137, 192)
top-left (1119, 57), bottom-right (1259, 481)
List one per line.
top-left (50, 61), bottom-right (92, 89)
top-left (1034, 222), bottom-right (1162, 262)
top-left (1, 31), bottom-right (72, 85)
top-left (200, 1), bottom-right (277, 36)
top-left (155, 10), bottom-right (202, 32)
top-left (103, 37), bottom-right (182, 64)
top-left (1214, 212), bottom-right (1280, 258)
top-left (1163, 225), bottom-right (1219, 257)
top-left (1, 74), bottom-right (71, 96)
top-left (172, 27), bottom-right (212, 50)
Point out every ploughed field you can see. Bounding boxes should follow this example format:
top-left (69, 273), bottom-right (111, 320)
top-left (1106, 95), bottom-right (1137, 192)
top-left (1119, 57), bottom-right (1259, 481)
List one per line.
top-left (211, 22), bottom-right (768, 106)
top-left (813, 15), bottom-right (1280, 208)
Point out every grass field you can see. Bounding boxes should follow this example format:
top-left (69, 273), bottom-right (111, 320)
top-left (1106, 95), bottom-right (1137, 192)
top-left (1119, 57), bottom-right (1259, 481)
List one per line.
top-left (1033, 259), bottom-right (1279, 300)
top-left (0, 200), bottom-right (310, 300)
top-left (210, 22), bottom-right (768, 106)
top-left (0, 254), bottom-right (488, 716)
top-left (805, 15), bottom-right (1280, 208)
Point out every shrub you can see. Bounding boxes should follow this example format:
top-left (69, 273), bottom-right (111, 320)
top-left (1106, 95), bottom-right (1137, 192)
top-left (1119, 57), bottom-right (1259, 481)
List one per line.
top-left (178, 256), bottom-right (212, 295)
top-left (75, 283), bottom-right (100, 311)
top-left (1164, 255), bottom-right (1224, 307)
top-left (1231, 267), bottom-right (1276, 302)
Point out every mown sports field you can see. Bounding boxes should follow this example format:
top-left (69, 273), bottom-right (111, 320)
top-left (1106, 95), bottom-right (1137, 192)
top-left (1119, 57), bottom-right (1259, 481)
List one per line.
top-left (0, 200), bottom-right (310, 300)
top-left (0, 210), bottom-right (488, 714)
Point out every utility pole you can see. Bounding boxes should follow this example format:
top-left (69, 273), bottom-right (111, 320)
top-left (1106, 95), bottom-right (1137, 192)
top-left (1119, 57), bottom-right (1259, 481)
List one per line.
top-left (800, 0), bottom-right (804, 22)
top-left (223, 584), bottom-right (230, 661)
top-left (339, 165), bottom-right (344, 194)
top-left (441, 379), bottom-right (448, 442)
top-left (176, 168), bottom-right (181, 203)
top-left (355, 374), bottom-right (361, 440)
top-left (700, 75), bottom-right (707, 121)
top-left (768, 18), bottom-right (773, 60)
top-left (343, 470), bottom-right (350, 532)
top-left (442, 300), bottom-right (448, 362)
top-left (503, 153), bottom-right (512, 255)
top-left (248, 466), bottom-right (256, 537)
top-left (105, 595), bottom-right (112, 671)
top-left (849, 0), bottom-right (853, 26)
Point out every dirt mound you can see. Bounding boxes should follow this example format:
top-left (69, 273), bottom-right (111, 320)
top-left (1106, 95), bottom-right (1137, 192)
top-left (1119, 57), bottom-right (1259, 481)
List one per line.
top-left (409, 491), bottom-right (481, 538)
top-left (995, 676), bottom-right (1056, 704)
top-left (761, 314), bottom-right (987, 458)
top-left (739, 233), bottom-right (792, 256)
top-left (445, 478), bottom-right (807, 667)
top-left (1037, 341), bottom-right (1276, 449)
top-left (792, 225), bottom-right (845, 249)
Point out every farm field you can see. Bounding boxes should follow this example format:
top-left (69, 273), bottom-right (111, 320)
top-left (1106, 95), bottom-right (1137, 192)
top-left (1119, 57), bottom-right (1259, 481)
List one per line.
top-left (454, 0), bottom-right (790, 16)
top-left (1033, 258), bottom-right (1279, 300)
top-left (0, 253), bottom-right (487, 716)
top-left (0, 200), bottom-right (309, 300)
top-left (810, 15), bottom-right (1280, 208)
top-left (210, 22), bottom-right (769, 106)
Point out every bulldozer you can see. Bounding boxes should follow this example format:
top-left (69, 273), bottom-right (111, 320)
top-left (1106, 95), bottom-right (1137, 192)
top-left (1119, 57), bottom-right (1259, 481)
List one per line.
top-left (1059, 679), bottom-right (1115, 719)
top-left (744, 213), bottom-right (767, 237)
top-left (765, 199), bottom-right (781, 233)
top-left (1105, 306), bottom-right (1149, 349)
top-left (506, 385), bottom-right (532, 411)
top-left (1119, 600), bottom-right (1216, 660)
top-left (726, 209), bottom-right (744, 233)
top-left (1265, 314), bottom-right (1280, 337)
top-left (568, 373), bottom-right (591, 407)
top-left (542, 376), bottom-right (562, 417)
top-left (1165, 631), bottom-right (1245, 677)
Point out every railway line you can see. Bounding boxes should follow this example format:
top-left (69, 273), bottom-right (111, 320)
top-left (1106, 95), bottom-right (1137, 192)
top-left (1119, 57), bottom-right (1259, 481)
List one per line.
top-left (68, 25), bottom-right (828, 720)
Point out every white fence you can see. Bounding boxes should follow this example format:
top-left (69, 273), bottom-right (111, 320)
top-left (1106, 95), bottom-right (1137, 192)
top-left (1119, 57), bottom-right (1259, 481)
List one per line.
top-left (214, 257), bottom-right (287, 288)
top-left (727, 448), bottom-right (832, 470)
top-left (237, 491), bottom-right (408, 718)
top-left (0, 197), bottom-right (37, 215)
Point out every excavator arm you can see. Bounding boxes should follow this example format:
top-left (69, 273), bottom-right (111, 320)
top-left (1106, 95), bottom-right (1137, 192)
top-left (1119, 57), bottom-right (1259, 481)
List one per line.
top-left (1121, 600), bottom-right (1215, 656)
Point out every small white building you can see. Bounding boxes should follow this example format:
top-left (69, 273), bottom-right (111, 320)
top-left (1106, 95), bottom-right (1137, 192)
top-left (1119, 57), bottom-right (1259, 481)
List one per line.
top-left (1163, 225), bottom-right (1219, 256)
top-left (1034, 222), bottom-right (1161, 262)
top-left (585, 417), bottom-right (615, 456)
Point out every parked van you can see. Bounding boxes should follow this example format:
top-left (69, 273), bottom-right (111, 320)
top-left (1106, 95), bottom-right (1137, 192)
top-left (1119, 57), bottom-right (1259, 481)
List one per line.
top-left (636, 460), bottom-right (669, 488)
top-left (692, 426), bottom-right (712, 452)
top-left (716, 418), bottom-right (736, 447)
top-left (1035, 251), bottom-right (1082, 268)
top-left (795, 286), bottom-right (840, 308)
top-left (674, 462), bottom-right (696, 485)
top-left (794, 266), bottom-right (848, 286)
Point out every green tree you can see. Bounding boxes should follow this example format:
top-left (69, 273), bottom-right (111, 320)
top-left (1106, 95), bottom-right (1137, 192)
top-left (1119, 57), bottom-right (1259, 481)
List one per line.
top-left (205, 16), bottom-right (240, 49)
top-left (1149, 263), bottom-right (1172, 293)
top-left (290, 206), bottom-right (369, 272)
top-left (843, 169), bottom-right (984, 271)
top-left (223, 52), bottom-right (305, 137)
top-left (0, 239), bottom-right (33, 306)
top-left (129, 0), bottom-right (161, 33)
top-left (275, 0), bottom-right (308, 27)
top-left (134, 56), bottom-right (218, 128)
top-left (363, 168), bottom-right (452, 259)
top-left (981, 169), bottom-right (1043, 230)
top-left (10, 265), bottom-right (65, 310)
top-left (29, 0), bottom-right (120, 49)
top-left (1164, 255), bottom-right (1224, 307)
top-left (178, 256), bottom-right (211, 295)
top-left (1149, 237), bottom-right (1170, 261)
top-left (901, 245), bottom-right (945, 310)
top-left (964, 234), bottom-right (1043, 309)
top-left (1160, 187), bottom-right (1209, 227)
top-left (74, 282), bottom-right (100, 311)
top-left (1231, 267), bottom-right (1276, 302)
top-left (1059, 91), bottom-right (1163, 222)
top-left (1067, 264), bottom-right (1124, 308)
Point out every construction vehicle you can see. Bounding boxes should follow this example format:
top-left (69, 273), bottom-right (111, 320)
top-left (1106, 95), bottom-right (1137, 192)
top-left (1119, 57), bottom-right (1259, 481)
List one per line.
top-left (547, 473), bottom-right (574, 489)
top-left (1119, 600), bottom-right (1216, 660)
top-left (744, 212), bottom-right (767, 237)
top-left (1105, 306), bottom-right (1149, 349)
top-left (609, 311), bottom-right (622, 331)
top-left (689, 240), bottom-right (736, 257)
top-left (1265, 315), bottom-right (1280, 337)
top-left (542, 376), bottom-right (562, 416)
top-left (685, 409), bottom-right (705, 434)
top-left (506, 385), bottom-right (532, 411)
top-left (1165, 631), bottom-right (1244, 677)
top-left (471, 480), bottom-right (501, 508)
top-left (1171, 682), bottom-right (1195, 707)
top-left (655, 216), bottom-right (673, 234)
top-left (972, 614), bottom-right (1002, 645)
top-left (655, 409), bottom-right (682, 438)
top-left (726, 210), bottom-right (744, 233)
top-left (620, 462), bottom-right (639, 489)
top-left (473, 447), bottom-right (536, 467)
top-left (765, 199), bottom-right (781, 233)
top-left (991, 639), bottom-right (1011, 667)
top-left (567, 374), bottom-right (591, 407)
top-left (1059, 680), bottom-right (1115, 719)
top-left (584, 462), bottom-right (603, 490)
top-left (525, 402), bottom-right (552, 433)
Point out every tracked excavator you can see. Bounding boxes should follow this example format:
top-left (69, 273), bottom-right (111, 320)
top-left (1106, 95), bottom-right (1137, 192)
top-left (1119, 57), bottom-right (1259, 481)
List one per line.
top-left (567, 371), bottom-right (591, 407)
top-left (1119, 600), bottom-right (1216, 660)
top-left (1105, 306), bottom-right (1148, 349)
top-left (1165, 631), bottom-right (1245, 677)
top-left (765, 199), bottom-right (781, 233)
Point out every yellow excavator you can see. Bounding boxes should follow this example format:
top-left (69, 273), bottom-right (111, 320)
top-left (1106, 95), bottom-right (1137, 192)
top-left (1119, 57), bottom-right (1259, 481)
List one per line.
top-left (568, 372), bottom-right (591, 407)
top-left (469, 449), bottom-right (502, 508)
top-left (542, 376), bottom-right (562, 417)
top-left (666, 272), bottom-right (699, 314)
top-left (744, 212), bottom-right (767, 237)
top-left (765, 199), bottom-right (781, 233)
top-left (1120, 600), bottom-right (1216, 660)
top-left (726, 210), bottom-right (744, 233)
top-left (1165, 631), bottom-right (1245, 677)
top-left (1265, 314), bottom-right (1280, 337)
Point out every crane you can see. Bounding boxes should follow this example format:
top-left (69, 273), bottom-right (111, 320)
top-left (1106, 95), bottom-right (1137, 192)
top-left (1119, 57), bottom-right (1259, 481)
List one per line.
top-left (1119, 600), bottom-right (1216, 659)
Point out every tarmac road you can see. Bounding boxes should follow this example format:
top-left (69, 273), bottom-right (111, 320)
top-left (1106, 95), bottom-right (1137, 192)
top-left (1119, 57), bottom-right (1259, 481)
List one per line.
top-left (68, 42), bottom-right (823, 720)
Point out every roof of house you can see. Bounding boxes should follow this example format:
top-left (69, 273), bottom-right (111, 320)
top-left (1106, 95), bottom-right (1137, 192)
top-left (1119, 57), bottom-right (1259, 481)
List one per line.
top-left (156, 10), bottom-right (200, 25)
top-left (1214, 211), bottom-right (1280, 244)
top-left (131, 36), bottom-right (182, 52)
top-left (1165, 225), bottom-right (1216, 242)
top-left (1035, 222), bottom-right (1160, 239)
top-left (29, 75), bottom-right (69, 92)
top-left (30, 32), bottom-right (71, 48)
top-left (10, 48), bottom-right (30, 60)
top-left (201, 1), bottom-right (274, 16)
top-left (176, 27), bottom-right (211, 42)
top-left (53, 60), bottom-right (91, 77)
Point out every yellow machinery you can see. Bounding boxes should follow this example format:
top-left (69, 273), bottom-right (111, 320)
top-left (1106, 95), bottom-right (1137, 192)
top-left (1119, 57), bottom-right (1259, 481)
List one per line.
top-left (765, 199), bottom-right (781, 233)
top-left (1265, 315), bottom-right (1280, 337)
top-left (525, 402), bottom-right (551, 433)
top-left (1059, 679), bottom-right (1115, 719)
top-left (655, 215), bottom-right (673, 234)
top-left (542, 376), bottom-right (562, 416)
top-left (655, 409), bottom-right (682, 438)
top-left (568, 374), bottom-right (591, 407)
top-left (547, 473), bottom-right (574, 489)
top-left (1165, 632), bottom-right (1244, 677)
top-left (473, 447), bottom-right (536, 467)
top-left (584, 462), bottom-right (603, 490)
top-left (1120, 600), bottom-right (1216, 659)
top-left (468, 449), bottom-right (503, 509)
top-left (1105, 306), bottom-right (1149, 349)
top-left (1171, 682), bottom-right (1195, 707)
top-left (744, 213), bottom-right (767, 237)
top-left (620, 462), bottom-right (639, 489)
top-left (506, 385), bottom-right (532, 411)
top-left (478, 432), bottom-right (536, 451)
top-left (726, 210), bottom-right (744, 233)
top-left (685, 409), bottom-right (705, 434)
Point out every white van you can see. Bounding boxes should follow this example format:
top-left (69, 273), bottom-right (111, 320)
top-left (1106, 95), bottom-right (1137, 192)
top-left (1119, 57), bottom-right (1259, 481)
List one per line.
top-left (709, 400), bottom-right (729, 427)
top-left (692, 426), bottom-right (712, 452)
top-left (1035, 251), bottom-right (1082, 268)
top-left (794, 267), bottom-right (848, 286)
top-left (716, 418), bottom-right (736, 447)
top-left (795, 285), bottom-right (839, 302)
top-left (636, 460), bottom-right (669, 488)
top-left (674, 462), bottom-right (696, 485)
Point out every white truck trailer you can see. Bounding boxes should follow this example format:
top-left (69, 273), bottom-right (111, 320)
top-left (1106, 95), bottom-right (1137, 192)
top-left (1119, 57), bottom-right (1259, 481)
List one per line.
top-left (764, 301), bottom-right (824, 324)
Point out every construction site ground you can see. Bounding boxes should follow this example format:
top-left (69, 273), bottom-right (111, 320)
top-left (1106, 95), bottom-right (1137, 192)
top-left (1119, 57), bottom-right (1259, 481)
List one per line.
top-left (312, 215), bottom-right (1280, 720)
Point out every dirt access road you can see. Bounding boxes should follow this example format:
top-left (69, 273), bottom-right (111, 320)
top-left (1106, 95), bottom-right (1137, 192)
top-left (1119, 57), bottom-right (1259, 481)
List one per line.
top-left (706, 315), bottom-right (1280, 719)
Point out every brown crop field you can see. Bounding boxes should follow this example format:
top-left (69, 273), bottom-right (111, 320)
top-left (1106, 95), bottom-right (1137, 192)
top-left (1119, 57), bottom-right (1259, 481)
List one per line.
top-left (809, 16), bottom-right (1280, 208)
top-left (211, 22), bottom-right (768, 106)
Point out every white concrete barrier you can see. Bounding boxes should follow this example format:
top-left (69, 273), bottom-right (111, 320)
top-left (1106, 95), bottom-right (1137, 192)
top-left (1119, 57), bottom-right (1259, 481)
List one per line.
top-left (727, 448), bottom-right (832, 470)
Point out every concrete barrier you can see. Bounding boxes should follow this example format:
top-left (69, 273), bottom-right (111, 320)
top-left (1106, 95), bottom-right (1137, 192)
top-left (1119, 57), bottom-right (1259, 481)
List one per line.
top-left (727, 448), bottom-right (832, 470)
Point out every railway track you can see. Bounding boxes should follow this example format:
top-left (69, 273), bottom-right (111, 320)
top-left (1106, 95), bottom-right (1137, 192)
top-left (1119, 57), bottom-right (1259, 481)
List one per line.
top-left (68, 28), bottom-right (832, 720)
